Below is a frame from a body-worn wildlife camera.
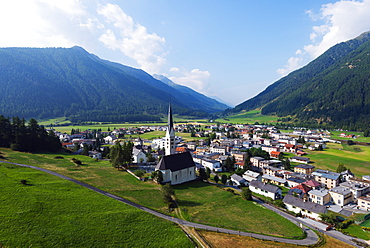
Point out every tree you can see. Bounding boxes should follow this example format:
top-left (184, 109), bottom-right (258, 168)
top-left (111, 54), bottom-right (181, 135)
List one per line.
top-left (214, 175), bottom-right (219, 183)
top-left (199, 168), bottom-right (208, 181)
top-left (109, 143), bottom-right (125, 169)
top-left (319, 212), bottom-right (337, 225)
top-left (283, 158), bottom-right (291, 171)
top-left (278, 152), bottom-right (285, 161)
top-left (317, 144), bottom-right (323, 151)
top-left (206, 167), bottom-right (211, 179)
top-left (161, 183), bottom-right (175, 210)
top-left (151, 170), bottom-right (163, 184)
top-left (81, 143), bottom-right (89, 156)
top-left (221, 174), bottom-right (227, 185)
top-left (243, 154), bottom-right (251, 171)
top-left (336, 163), bottom-right (347, 173)
top-left (241, 187), bottom-right (252, 201)
top-left (364, 129), bottom-right (370, 137)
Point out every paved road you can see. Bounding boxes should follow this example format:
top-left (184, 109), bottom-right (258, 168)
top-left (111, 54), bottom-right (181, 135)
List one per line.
top-left (1, 160), bottom-right (320, 245)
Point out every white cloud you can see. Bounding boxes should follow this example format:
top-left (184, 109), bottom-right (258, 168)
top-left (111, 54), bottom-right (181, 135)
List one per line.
top-left (276, 57), bottom-right (303, 76)
top-left (278, 0), bottom-right (370, 76)
top-left (169, 68), bottom-right (211, 93)
top-left (0, 1), bottom-right (167, 74)
top-left (97, 3), bottom-right (166, 74)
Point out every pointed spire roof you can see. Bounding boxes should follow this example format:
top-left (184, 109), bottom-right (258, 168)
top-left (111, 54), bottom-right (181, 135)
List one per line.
top-left (168, 102), bottom-right (173, 132)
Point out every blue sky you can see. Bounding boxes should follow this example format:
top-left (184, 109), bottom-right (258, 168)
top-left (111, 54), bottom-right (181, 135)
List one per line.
top-left (1, 0), bottom-right (370, 106)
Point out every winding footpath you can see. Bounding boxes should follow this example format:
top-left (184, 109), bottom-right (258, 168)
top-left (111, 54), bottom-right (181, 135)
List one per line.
top-left (1, 160), bottom-right (360, 246)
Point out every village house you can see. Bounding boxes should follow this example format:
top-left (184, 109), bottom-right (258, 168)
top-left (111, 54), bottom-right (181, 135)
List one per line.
top-left (357, 196), bottom-right (370, 211)
top-left (288, 184), bottom-right (311, 200)
top-left (341, 170), bottom-right (355, 182)
top-left (270, 150), bottom-right (282, 159)
top-left (283, 194), bottom-right (327, 220)
top-left (210, 145), bottom-right (228, 155)
top-left (175, 147), bottom-right (187, 153)
top-left (229, 151), bottom-right (245, 161)
top-left (249, 180), bottom-right (282, 200)
top-left (196, 146), bottom-right (209, 154)
top-left (259, 159), bottom-right (283, 169)
top-left (308, 189), bottom-right (331, 205)
top-left (286, 177), bottom-right (306, 188)
top-left (312, 169), bottom-right (341, 189)
top-left (261, 146), bottom-right (279, 154)
top-left (186, 142), bottom-right (197, 150)
top-left (290, 156), bottom-right (310, 164)
top-left (340, 181), bottom-right (370, 199)
top-left (231, 174), bottom-right (247, 186)
top-left (132, 148), bottom-right (147, 163)
top-left (243, 170), bottom-right (261, 185)
top-left (262, 174), bottom-right (286, 187)
top-left (349, 177), bottom-right (370, 188)
top-left (303, 180), bottom-right (322, 190)
top-left (250, 157), bottom-right (265, 171)
top-left (329, 186), bottom-right (354, 206)
top-left (284, 144), bottom-right (297, 153)
top-left (294, 164), bottom-right (315, 175)
top-left (263, 166), bottom-right (281, 177)
top-left (201, 158), bottom-right (222, 172)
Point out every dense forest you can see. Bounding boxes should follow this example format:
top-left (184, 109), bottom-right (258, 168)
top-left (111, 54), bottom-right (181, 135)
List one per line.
top-left (229, 31), bottom-right (370, 130)
top-left (0, 47), bottom-right (227, 122)
top-left (0, 115), bottom-right (61, 152)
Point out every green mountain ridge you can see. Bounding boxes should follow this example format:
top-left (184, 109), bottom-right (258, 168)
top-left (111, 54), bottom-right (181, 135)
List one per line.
top-left (0, 47), bottom-right (228, 122)
top-left (231, 31), bottom-right (370, 130)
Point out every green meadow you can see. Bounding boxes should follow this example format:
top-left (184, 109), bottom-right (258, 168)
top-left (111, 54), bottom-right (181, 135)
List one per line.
top-left (307, 143), bottom-right (370, 177)
top-left (215, 110), bottom-right (278, 124)
top-left (0, 148), bottom-right (303, 239)
top-left (174, 182), bottom-right (303, 238)
top-left (0, 162), bottom-right (193, 248)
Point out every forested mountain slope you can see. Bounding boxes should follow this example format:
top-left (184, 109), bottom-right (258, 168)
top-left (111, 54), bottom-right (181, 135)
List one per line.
top-left (0, 47), bottom-right (227, 122)
top-left (231, 31), bottom-right (370, 129)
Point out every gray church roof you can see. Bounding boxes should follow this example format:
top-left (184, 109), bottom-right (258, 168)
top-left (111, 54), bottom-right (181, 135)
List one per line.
top-left (156, 152), bottom-right (195, 172)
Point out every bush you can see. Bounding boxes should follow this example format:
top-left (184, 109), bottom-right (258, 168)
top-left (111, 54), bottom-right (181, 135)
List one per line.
top-left (71, 158), bottom-right (82, 166)
top-left (134, 170), bottom-right (145, 178)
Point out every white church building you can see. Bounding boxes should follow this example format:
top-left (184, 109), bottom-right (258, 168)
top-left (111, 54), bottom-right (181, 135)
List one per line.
top-left (155, 104), bottom-right (196, 185)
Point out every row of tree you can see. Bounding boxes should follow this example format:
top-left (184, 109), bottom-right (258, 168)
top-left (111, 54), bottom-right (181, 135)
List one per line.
top-left (0, 115), bottom-right (61, 152)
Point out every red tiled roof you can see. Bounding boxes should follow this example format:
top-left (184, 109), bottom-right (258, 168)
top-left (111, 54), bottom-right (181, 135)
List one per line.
top-left (303, 180), bottom-right (321, 188)
top-left (291, 184), bottom-right (311, 193)
top-left (175, 147), bottom-right (187, 152)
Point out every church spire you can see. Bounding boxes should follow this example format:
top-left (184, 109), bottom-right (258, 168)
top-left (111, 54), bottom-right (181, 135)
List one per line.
top-left (165, 101), bottom-right (175, 155)
top-left (168, 102), bottom-right (173, 132)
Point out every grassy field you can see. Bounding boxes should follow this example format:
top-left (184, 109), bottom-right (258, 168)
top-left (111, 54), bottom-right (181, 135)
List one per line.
top-left (216, 110), bottom-right (279, 124)
top-left (0, 148), bottom-right (303, 239)
top-left (307, 143), bottom-right (370, 177)
top-left (0, 162), bottom-right (193, 248)
top-left (174, 181), bottom-right (303, 238)
top-left (329, 130), bottom-right (370, 143)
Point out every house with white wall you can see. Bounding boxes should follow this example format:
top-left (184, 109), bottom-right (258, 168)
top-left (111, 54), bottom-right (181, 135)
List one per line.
top-left (249, 180), bottom-right (282, 200)
top-left (283, 194), bottom-right (327, 220)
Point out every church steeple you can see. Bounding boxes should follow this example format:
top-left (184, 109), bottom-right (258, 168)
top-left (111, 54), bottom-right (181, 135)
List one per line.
top-left (165, 102), bottom-right (175, 155)
top-left (168, 103), bottom-right (174, 130)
